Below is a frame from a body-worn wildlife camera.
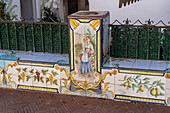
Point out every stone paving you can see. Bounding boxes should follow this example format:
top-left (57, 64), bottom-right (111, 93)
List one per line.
top-left (0, 88), bottom-right (170, 113)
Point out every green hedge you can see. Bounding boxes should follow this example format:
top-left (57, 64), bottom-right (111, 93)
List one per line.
top-left (0, 21), bottom-right (169, 60)
top-left (0, 22), bottom-right (68, 54)
top-left (111, 26), bottom-right (169, 60)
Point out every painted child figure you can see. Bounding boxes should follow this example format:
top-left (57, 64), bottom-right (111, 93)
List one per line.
top-left (80, 36), bottom-right (94, 73)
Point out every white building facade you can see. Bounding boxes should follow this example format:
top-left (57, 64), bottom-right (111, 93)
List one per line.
top-left (89, 0), bottom-right (170, 24)
top-left (12, 0), bottom-right (61, 21)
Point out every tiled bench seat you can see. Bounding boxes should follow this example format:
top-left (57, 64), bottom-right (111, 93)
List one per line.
top-left (103, 57), bottom-right (169, 72)
top-left (0, 50), bottom-right (69, 65)
top-left (0, 50), bottom-right (170, 106)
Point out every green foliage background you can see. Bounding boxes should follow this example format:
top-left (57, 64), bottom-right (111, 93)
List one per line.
top-left (0, 0), bottom-right (17, 20)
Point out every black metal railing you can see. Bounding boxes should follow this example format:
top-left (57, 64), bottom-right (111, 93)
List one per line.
top-left (110, 19), bottom-right (170, 60)
top-left (0, 18), bottom-right (169, 60)
top-left (0, 20), bottom-right (68, 54)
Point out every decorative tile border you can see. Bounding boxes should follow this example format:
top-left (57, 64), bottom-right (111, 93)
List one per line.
top-left (115, 95), bottom-right (165, 105)
top-left (119, 70), bottom-right (164, 76)
top-left (18, 62), bottom-right (54, 68)
top-left (17, 85), bottom-right (59, 93)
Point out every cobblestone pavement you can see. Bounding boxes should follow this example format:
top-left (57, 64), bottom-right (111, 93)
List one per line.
top-left (0, 88), bottom-right (170, 113)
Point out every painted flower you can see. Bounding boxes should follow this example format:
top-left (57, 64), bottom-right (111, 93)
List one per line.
top-left (13, 62), bottom-right (17, 66)
top-left (165, 73), bottom-right (170, 79)
top-left (112, 69), bottom-right (118, 75)
top-left (55, 65), bottom-right (60, 70)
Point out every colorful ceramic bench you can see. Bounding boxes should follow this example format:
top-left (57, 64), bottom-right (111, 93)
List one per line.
top-left (0, 11), bottom-right (169, 106)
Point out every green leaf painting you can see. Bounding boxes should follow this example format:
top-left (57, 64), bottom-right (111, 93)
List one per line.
top-left (119, 75), bottom-right (165, 98)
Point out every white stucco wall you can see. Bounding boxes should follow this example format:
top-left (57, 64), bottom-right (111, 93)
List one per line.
top-left (89, 0), bottom-right (170, 24)
top-left (33, 0), bottom-right (41, 20)
top-left (11, 0), bottom-right (21, 20)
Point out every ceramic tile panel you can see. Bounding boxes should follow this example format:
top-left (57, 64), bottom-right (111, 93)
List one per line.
top-left (59, 79), bottom-right (73, 95)
top-left (114, 70), bottom-right (166, 102)
top-left (69, 13), bottom-right (109, 98)
top-left (85, 81), bottom-right (102, 98)
top-left (59, 65), bottom-right (70, 79)
top-left (19, 76), bottom-right (33, 87)
top-left (85, 72), bottom-right (101, 83)
top-left (117, 58), bottom-right (136, 68)
top-left (116, 73), bottom-right (166, 101)
top-left (165, 73), bottom-right (170, 90)
top-left (17, 52), bottom-right (55, 62)
top-left (48, 54), bottom-right (69, 64)
top-left (115, 84), bottom-right (132, 96)
top-left (5, 60), bottom-right (18, 75)
top-left (87, 89), bottom-right (102, 98)
top-left (69, 66), bottom-right (100, 83)
top-left (0, 50), bottom-right (69, 65)
top-left (114, 73), bottom-right (133, 97)
top-left (128, 75), bottom-right (150, 99)
top-left (32, 66), bottom-right (47, 87)
top-left (69, 18), bottom-right (102, 81)
top-left (69, 68), bottom-right (86, 82)
top-left (14, 51), bottom-right (34, 60)
top-left (46, 67), bottom-right (60, 89)
top-left (0, 50), bottom-right (6, 56)
top-left (0, 60), bottom-right (18, 89)
top-left (70, 79), bottom-right (89, 97)
top-left (132, 59), bottom-right (152, 70)
top-left (128, 74), bottom-right (166, 100)
top-left (8, 74), bottom-right (19, 89)
top-left (31, 64), bottom-right (60, 88)
top-left (46, 77), bottom-right (60, 91)
top-left (149, 60), bottom-right (168, 71)
top-left (103, 57), bottom-right (120, 68)
top-left (101, 82), bottom-right (114, 99)
top-left (0, 70), bottom-right (19, 88)
top-left (70, 18), bottom-right (100, 82)
top-left (115, 72), bottom-right (132, 85)
top-left (69, 80), bottom-right (103, 98)
top-left (166, 90), bottom-right (170, 106)
top-left (101, 68), bottom-right (116, 84)
top-left (17, 64), bottom-right (33, 86)
top-left (146, 76), bottom-right (166, 100)
top-left (0, 50), bottom-right (20, 60)
top-left (0, 60), bottom-right (5, 69)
